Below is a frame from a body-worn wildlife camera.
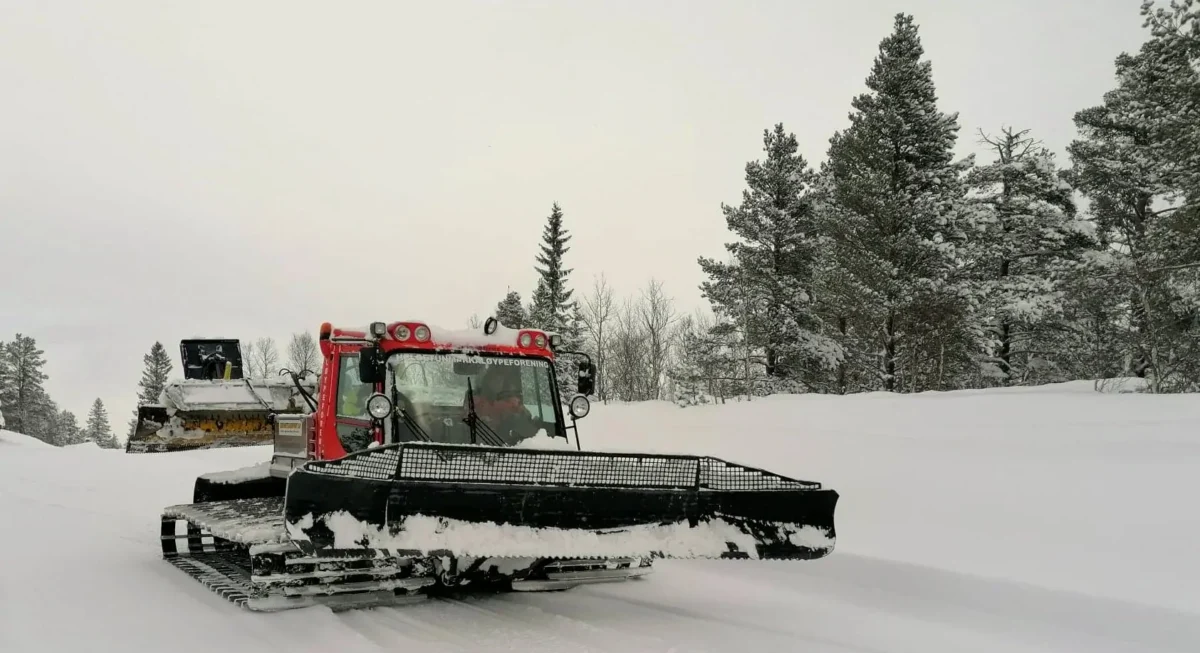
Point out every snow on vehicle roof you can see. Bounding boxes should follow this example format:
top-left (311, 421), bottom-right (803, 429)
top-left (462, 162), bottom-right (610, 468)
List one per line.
top-left (332, 320), bottom-right (558, 352)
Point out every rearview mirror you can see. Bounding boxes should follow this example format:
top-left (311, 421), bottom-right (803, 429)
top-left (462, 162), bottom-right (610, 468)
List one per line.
top-left (577, 360), bottom-right (596, 396)
top-left (358, 347), bottom-right (385, 384)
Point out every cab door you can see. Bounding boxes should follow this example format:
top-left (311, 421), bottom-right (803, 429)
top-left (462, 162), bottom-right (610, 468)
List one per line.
top-left (332, 353), bottom-right (376, 455)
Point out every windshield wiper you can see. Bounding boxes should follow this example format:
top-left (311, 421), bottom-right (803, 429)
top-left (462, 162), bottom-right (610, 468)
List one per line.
top-left (391, 390), bottom-right (431, 442)
top-left (463, 378), bottom-right (506, 447)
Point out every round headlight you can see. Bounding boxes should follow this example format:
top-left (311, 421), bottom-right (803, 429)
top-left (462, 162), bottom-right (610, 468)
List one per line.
top-left (569, 395), bottom-right (591, 419)
top-left (414, 326), bottom-right (430, 342)
top-left (519, 333), bottom-right (532, 347)
top-left (394, 325), bottom-right (411, 340)
top-left (534, 334), bottom-right (546, 348)
top-left (366, 393), bottom-right (393, 419)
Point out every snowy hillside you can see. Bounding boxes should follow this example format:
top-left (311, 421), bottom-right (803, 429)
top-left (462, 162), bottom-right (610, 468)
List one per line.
top-left (1, 383), bottom-right (1198, 653)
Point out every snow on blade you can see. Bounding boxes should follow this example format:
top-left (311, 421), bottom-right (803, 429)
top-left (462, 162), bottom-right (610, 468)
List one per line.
top-left (287, 510), bottom-right (832, 559)
top-left (159, 378), bottom-right (313, 412)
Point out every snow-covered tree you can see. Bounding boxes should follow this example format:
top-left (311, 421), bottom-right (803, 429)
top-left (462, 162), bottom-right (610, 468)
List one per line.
top-left (0, 338), bottom-right (7, 426)
top-left (86, 398), bottom-right (118, 449)
top-left (1066, 2), bottom-right (1200, 391)
top-left (287, 332), bottom-right (320, 375)
top-left (0, 334), bottom-right (50, 435)
top-left (699, 123), bottom-right (840, 391)
top-left (495, 290), bottom-right (528, 329)
top-left (817, 13), bottom-right (973, 392)
top-left (53, 409), bottom-right (84, 446)
top-left (669, 311), bottom-right (747, 406)
top-left (964, 127), bottom-right (1086, 384)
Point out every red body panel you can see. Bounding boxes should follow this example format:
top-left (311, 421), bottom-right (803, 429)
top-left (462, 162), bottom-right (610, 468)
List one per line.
top-left (312, 321), bottom-right (558, 461)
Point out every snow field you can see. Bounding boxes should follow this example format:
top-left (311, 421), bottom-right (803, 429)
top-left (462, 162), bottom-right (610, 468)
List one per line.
top-left (1, 380), bottom-right (1197, 652)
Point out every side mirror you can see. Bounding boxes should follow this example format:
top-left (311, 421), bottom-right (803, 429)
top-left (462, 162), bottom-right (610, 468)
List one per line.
top-left (358, 347), bottom-right (385, 384)
top-left (577, 360), bottom-right (596, 396)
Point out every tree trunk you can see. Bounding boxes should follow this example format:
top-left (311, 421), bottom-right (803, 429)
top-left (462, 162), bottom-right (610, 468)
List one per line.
top-left (884, 311), bottom-right (896, 392)
top-left (998, 258), bottom-right (1012, 385)
top-left (836, 316), bottom-right (848, 395)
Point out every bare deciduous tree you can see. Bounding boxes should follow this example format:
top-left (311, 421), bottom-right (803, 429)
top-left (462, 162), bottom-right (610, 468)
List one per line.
top-left (638, 279), bottom-right (677, 400)
top-left (249, 337), bottom-right (280, 378)
top-left (579, 273), bottom-right (615, 402)
top-left (287, 332), bottom-right (320, 375)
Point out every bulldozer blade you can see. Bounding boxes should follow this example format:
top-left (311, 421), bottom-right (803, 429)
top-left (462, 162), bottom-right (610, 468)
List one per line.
top-left (126, 377), bottom-right (317, 453)
top-left (127, 405), bottom-right (277, 453)
top-left (282, 442), bottom-right (838, 561)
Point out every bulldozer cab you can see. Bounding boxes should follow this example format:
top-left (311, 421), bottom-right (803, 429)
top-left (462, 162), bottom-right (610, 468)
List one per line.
top-left (180, 339), bottom-right (245, 380)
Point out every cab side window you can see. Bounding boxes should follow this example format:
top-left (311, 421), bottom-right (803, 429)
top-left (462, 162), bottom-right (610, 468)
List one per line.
top-left (336, 354), bottom-right (369, 419)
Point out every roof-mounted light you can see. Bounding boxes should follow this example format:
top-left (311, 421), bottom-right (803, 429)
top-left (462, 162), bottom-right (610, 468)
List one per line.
top-left (548, 333), bottom-right (562, 349)
top-left (414, 325), bottom-right (430, 342)
top-left (534, 334), bottom-right (546, 349)
top-left (369, 322), bottom-right (387, 339)
top-left (518, 332), bottom-right (532, 348)
top-left (393, 324), bottom-right (411, 341)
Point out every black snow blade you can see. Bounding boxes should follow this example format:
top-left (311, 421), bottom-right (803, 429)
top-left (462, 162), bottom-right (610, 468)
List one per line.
top-left (282, 442), bottom-right (838, 561)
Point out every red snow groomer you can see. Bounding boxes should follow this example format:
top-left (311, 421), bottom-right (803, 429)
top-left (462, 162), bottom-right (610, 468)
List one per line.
top-left (137, 319), bottom-right (839, 611)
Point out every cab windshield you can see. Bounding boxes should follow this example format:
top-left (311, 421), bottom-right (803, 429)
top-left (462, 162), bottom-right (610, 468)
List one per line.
top-left (386, 352), bottom-right (561, 445)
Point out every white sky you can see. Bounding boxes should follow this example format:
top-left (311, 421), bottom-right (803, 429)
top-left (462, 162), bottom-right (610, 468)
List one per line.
top-left (0, 0), bottom-right (1149, 428)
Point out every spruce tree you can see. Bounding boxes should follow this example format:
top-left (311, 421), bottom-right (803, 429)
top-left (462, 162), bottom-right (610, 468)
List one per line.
top-left (699, 123), bottom-right (839, 389)
top-left (527, 202), bottom-right (585, 398)
top-left (528, 202), bottom-right (579, 336)
top-left (138, 342), bottom-right (173, 403)
top-left (129, 341), bottom-right (173, 437)
top-left (818, 13), bottom-right (972, 392)
top-left (0, 334), bottom-right (50, 435)
top-left (86, 398), bottom-right (117, 449)
top-left (495, 290), bottom-right (528, 329)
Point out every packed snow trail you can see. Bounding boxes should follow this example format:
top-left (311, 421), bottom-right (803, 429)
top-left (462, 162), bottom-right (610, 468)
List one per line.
top-left (1, 381), bottom-right (1198, 653)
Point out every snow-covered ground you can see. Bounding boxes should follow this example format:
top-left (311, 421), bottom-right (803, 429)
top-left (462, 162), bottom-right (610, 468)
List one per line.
top-left (1, 381), bottom-right (1198, 652)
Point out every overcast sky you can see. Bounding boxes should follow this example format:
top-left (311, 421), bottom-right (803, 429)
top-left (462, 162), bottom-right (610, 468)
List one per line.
top-left (0, 0), bottom-right (1149, 429)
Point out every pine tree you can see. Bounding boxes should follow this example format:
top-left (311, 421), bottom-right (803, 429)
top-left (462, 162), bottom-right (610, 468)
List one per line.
top-left (699, 123), bottom-right (840, 390)
top-left (129, 341), bottom-right (173, 437)
top-left (1066, 2), bottom-right (1200, 391)
top-left (0, 334), bottom-right (50, 435)
top-left (495, 290), bottom-right (528, 329)
top-left (964, 127), bottom-right (1086, 385)
top-left (86, 398), bottom-right (117, 449)
top-left (0, 337), bottom-right (7, 429)
top-left (817, 13), bottom-right (972, 392)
